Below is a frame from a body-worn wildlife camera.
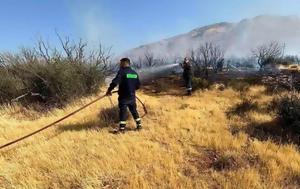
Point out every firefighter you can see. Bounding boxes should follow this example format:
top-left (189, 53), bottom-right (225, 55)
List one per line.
top-left (180, 57), bottom-right (193, 95)
top-left (106, 58), bottom-right (142, 132)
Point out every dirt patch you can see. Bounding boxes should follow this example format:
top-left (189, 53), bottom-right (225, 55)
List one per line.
top-left (101, 176), bottom-right (127, 189)
top-left (185, 146), bottom-right (262, 174)
top-left (212, 154), bottom-right (239, 171)
top-left (185, 147), bottom-right (238, 173)
top-left (187, 148), bottom-right (219, 172)
top-left (142, 75), bottom-right (185, 96)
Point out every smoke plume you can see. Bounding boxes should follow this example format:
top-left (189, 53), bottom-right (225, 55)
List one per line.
top-left (121, 15), bottom-right (300, 60)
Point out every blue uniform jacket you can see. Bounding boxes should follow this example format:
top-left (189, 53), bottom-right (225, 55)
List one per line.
top-left (108, 67), bottom-right (141, 102)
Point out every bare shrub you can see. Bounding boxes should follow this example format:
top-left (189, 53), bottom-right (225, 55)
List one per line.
top-left (132, 51), bottom-right (169, 70)
top-left (190, 42), bottom-right (225, 78)
top-left (252, 41), bottom-right (285, 70)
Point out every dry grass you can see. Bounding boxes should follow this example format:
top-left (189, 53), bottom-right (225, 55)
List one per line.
top-left (0, 79), bottom-right (300, 189)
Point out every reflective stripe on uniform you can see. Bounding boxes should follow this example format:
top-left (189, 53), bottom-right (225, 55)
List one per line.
top-left (135, 118), bottom-right (141, 122)
top-left (119, 121), bottom-right (127, 124)
top-left (126, 74), bottom-right (138, 79)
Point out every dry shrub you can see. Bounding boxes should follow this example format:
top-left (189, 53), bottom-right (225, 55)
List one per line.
top-left (98, 106), bottom-right (119, 126)
top-left (277, 93), bottom-right (300, 132)
top-left (227, 79), bottom-right (251, 92)
top-left (212, 153), bottom-right (238, 171)
top-left (192, 77), bottom-right (210, 91)
top-left (0, 36), bottom-right (111, 108)
top-left (227, 97), bottom-right (259, 117)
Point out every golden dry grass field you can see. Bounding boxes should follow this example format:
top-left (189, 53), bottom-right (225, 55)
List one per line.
top-left (0, 77), bottom-right (300, 189)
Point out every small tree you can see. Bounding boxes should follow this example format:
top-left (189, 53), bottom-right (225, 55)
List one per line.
top-left (192, 42), bottom-right (225, 78)
top-left (199, 43), bottom-right (210, 78)
top-left (132, 51), bottom-right (167, 70)
top-left (131, 56), bottom-right (143, 70)
top-left (209, 44), bottom-right (225, 73)
top-left (252, 41), bottom-right (285, 70)
top-left (144, 50), bottom-right (156, 68)
top-left (189, 49), bottom-right (201, 74)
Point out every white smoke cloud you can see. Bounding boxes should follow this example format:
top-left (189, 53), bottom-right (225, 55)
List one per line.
top-left (65, 0), bottom-right (300, 61)
top-left (121, 15), bottom-right (300, 60)
top-left (225, 15), bottom-right (300, 56)
top-left (66, 0), bottom-right (122, 53)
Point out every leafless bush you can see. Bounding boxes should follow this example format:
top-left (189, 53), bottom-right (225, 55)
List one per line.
top-left (132, 51), bottom-right (168, 70)
top-left (252, 41), bottom-right (285, 70)
top-left (144, 50), bottom-right (156, 68)
top-left (190, 42), bottom-right (225, 78)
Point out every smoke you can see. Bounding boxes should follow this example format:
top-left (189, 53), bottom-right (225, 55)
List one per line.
top-left (138, 63), bottom-right (179, 81)
top-left (121, 15), bottom-right (300, 60)
top-left (67, 1), bottom-right (122, 52)
top-left (105, 63), bottom-right (179, 85)
top-left (225, 15), bottom-right (300, 56)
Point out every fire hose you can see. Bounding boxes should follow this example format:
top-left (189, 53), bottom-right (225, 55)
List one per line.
top-left (0, 91), bottom-right (147, 150)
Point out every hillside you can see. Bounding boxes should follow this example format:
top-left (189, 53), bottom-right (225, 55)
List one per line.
top-left (1, 76), bottom-right (300, 188)
top-left (121, 15), bottom-right (300, 59)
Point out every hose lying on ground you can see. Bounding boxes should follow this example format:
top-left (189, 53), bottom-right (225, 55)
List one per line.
top-left (0, 92), bottom-right (147, 150)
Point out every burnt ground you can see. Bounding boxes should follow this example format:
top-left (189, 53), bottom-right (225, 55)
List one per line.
top-left (142, 75), bottom-right (186, 96)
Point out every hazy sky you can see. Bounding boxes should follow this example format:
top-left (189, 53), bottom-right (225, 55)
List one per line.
top-left (1, 0), bottom-right (300, 54)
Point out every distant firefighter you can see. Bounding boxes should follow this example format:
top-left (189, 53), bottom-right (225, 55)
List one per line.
top-left (180, 57), bottom-right (193, 95)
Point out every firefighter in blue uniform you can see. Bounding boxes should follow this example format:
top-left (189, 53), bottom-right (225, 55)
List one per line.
top-left (106, 58), bottom-right (142, 132)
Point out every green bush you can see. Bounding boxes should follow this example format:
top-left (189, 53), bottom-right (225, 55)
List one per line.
top-left (0, 37), bottom-right (110, 108)
top-left (192, 77), bottom-right (209, 91)
top-left (277, 93), bottom-right (300, 132)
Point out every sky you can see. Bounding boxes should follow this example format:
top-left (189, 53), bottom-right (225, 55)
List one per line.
top-left (0, 0), bottom-right (300, 54)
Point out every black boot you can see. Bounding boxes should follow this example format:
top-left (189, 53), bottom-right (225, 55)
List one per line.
top-left (113, 122), bottom-right (126, 133)
top-left (135, 118), bottom-right (142, 131)
top-left (119, 125), bottom-right (126, 133)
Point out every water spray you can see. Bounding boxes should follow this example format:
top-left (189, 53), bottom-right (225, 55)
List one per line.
top-left (137, 63), bottom-right (180, 81)
top-left (105, 63), bottom-right (180, 84)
